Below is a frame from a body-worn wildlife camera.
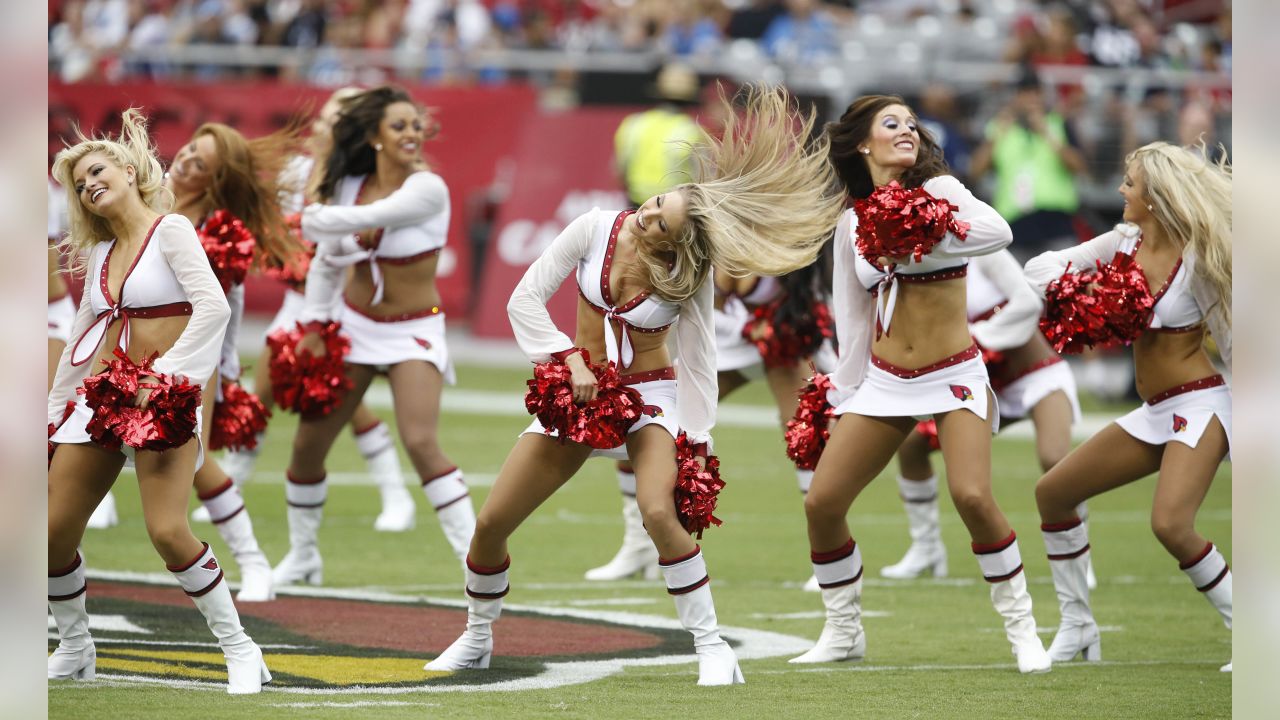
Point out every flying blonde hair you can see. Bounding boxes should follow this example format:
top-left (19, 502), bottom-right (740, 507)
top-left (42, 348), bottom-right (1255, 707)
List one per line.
top-left (51, 108), bottom-right (173, 274)
top-left (1126, 141), bottom-right (1231, 328)
top-left (638, 85), bottom-right (846, 302)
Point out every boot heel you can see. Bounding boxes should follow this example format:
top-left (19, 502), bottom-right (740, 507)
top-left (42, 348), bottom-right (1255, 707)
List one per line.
top-left (74, 649), bottom-right (96, 680)
top-left (473, 651), bottom-right (491, 669)
top-left (260, 659), bottom-right (273, 684)
top-left (1081, 639), bottom-right (1102, 662)
top-left (931, 557), bottom-right (948, 578)
top-left (732, 663), bottom-right (745, 684)
top-left (306, 569), bottom-right (323, 586)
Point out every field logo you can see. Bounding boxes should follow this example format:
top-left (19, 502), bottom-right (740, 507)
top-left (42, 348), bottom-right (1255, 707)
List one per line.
top-left (60, 573), bottom-right (809, 694)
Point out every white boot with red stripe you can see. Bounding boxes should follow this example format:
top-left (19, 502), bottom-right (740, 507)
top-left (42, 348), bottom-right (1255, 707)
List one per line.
top-left (86, 490), bottom-right (118, 529)
top-left (1042, 518), bottom-right (1101, 662)
top-left (200, 477), bottom-right (274, 602)
top-left (796, 470), bottom-right (823, 593)
top-left (586, 465), bottom-right (660, 581)
top-left (661, 547), bottom-right (744, 685)
top-left (790, 538), bottom-right (866, 664)
top-left (881, 475), bottom-right (948, 579)
top-left (355, 421), bottom-right (416, 532)
top-left (1180, 541), bottom-right (1232, 672)
top-left (424, 556), bottom-right (509, 671)
top-left (273, 472), bottom-right (326, 586)
top-left (48, 553), bottom-right (95, 681)
top-left (975, 531), bottom-right (1051, 673)
top-left (170, 543), bottom-right (271, 694)
top-left (421, 467), bottom-right (476, 566)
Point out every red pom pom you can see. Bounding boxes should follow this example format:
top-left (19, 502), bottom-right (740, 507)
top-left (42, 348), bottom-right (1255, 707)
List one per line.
top-left (1040, 259), bottom-right (1155, 354)
top-left (49, 400), bottom-right (75, 465)
top-left (743, 301), bottom-right (834, 369)
top-left (266, 321), bottom-right (353, 418)
top-left (915, 419), bottom-right (941, 451)
top-left (198, 209), bottom-right (258, 293)
top-left (79, 349), bottom-right (202, 452)
top-left (210, 381), bottom-right (271, 451)
top-left (785, 371), bottom-right (836, 470)
top-left (523, 351), bottom-right (646, 449)
top-left (853, 181), bottom-right (970, 264)
top-left (674, 434), bottom-right (725, 539)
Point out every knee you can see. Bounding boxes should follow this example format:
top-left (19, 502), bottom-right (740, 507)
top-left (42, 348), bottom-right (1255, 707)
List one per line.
top-left (637, 496), bottom-right (678, 535)
top-left (949, 484), bottom-right (996, 521)
top-left (1150, 510), bottom-right (1193, 552)
top-left (145, 520), bottom-right (192, 561)
top-left (399, 429), bottom-right (442, 462)
top-left (803, 489), bottom-right (843, 527)
top-left (1035, 475), bottom-right (1070, 517)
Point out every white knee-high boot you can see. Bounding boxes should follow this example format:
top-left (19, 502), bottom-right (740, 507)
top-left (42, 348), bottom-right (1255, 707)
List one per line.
top-left (425, 556), bottom-right (509, 671)
top-left (975, 531), bottom-right (1051, 673)
top-left (201, 478), bottom-right (274, 602)
top-left (796, 470), bottom-right (823, 593)
top-left (1042, 518), bottom-right (1101, 662)
top-left (273, 471), bottom-right (325, 586)
top-left (220, 434), bottom-right (264, 486)
top-left (791, 538), bottom-right (866, 663)
top-left (585, 465), bottom-right (660, 581)
top-left (881, 475), bottom-right (948, 579)
top-left (421, 466), bottom-right (476, 565)
top-left (86, 491), bottom-right (118, 529)
top-left (1076, 502), bottom-right (1097, 590)
top-left (170, 543), bottom-right (270, 694)
top-left (355, 421), bottom-right (416, 532)
top-left (661, 547), bottom-right (744, 685)
top-left (48, 553), bottom-right (95, 680)
top-left (1181, 541), bottom-right (1232, 671)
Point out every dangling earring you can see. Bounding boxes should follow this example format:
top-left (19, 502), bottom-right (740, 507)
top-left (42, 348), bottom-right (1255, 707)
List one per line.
top-left (374, 142), bottom-right (383, 152)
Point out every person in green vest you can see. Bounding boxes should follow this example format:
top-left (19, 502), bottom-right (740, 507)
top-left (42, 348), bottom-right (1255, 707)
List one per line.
top-left (970, 66), bottom-right (1087, 258)
top-left (613, 63), bottom-right (705, 210)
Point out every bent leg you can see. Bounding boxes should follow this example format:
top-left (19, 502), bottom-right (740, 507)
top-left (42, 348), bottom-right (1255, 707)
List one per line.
top-left (135, 439), bottom-right (205, 567)
top-left (1029, 390), bottom-right (1075, 472)
top-left (1035, 423), bottom-right (1163, 524)
top-left (806, 413), bottom-right (914, 551)
top-left (48, 444), bottom-right (125, 569)
top-left (627, 426), bottom-right (691, 560)
top-left (1151, 417), bottom-right (1229, 561)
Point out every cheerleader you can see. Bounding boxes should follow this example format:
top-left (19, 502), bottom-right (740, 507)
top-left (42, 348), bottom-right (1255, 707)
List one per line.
top-left (221, 87), bottom-right (420, 534)
top-left (425, 86), bottom-right (845, 685)
top-left (583, 265), bottom-right (832, 584)
top-left (48, 109), bottom-right (269, 693)
top-left (792, 95), bottom-right (1052, 673)
top-left (161, 121), bottom-right (308, 601)
top-left (1026, 142), bottom-right (1232, 670)
top-left (883, 249), bottom-right (1092, 587)
top-left (272, 85), bottom-right (476, 586)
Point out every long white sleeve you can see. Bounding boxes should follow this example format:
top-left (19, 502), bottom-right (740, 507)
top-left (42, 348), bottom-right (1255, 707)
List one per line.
top-left (303, 171), bottom-right (448, 236)
top-left (970, 250), bottom-right (1044, 351)
top-left (219, 283), bottom-right (245, 380)
top-left (1024, 228), bottom-right (1129, 296)
top-left (150, 215), bottom-right (232, 384)
top-left (298, 229), bottom-right (349, 324)
top-left (829, 210), bottom-right (874, 402)
top-left (921, 175), bottom-right (1013, 260)
top-left (674, 276), bottom-right (716, 446)
top-left (48, 270), bottom-right (99, 425)
top-left (506, 210), bottom-right (596, 362)
top-left (1187, 252), bottom-right (1232, 370)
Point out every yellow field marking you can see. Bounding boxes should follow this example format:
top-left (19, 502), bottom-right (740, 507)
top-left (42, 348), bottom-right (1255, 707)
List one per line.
top-left (96, 650), bottom-right (228, 681)
top-left (96, 648), bottom-right (452, 686)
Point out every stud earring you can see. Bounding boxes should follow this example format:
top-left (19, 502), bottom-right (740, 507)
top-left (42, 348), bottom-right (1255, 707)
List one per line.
top-left (374, 142), bottom-right (383, 152)
top-left (860, 148), bottom-right (870, 155)
top-left (1146, 204), bottom-right (1153, 211)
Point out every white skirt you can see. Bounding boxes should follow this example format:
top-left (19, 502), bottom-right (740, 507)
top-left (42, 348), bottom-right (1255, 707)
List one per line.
top-left (48, 295), bottom-right (75, 343)
top-left (50, 394), bottom-right (205, 469)
top-left (715, 299), bottom-right (764, 375)
top-left (834, 345), bottom-right (998, 434)
top-left (338, 302), bottom-right (456, 384)
top-left (995, 357), bottom-right (1081, 423)
top-left (1115, 376), bottom-right (1231, 458)
top-left (521, 372), bottom-right (680, 461)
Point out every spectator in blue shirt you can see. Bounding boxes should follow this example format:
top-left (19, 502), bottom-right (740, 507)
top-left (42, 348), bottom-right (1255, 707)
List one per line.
top-left (761, 0), bottom-right (838, 64)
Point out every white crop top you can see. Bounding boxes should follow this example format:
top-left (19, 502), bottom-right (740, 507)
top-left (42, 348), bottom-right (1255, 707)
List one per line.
top-left (1024, 224), bottom-right (1230, 367)
top-left (300, 170), bottom-right (450, 319)
top-left (829, 175), bottom-right (1013, 400)
top-left (507, 207), bottom-right (717, 446)
top-left (49, 214), bottom-right (231, 425)
top-left (967, 250), bottom-right (1044, 351)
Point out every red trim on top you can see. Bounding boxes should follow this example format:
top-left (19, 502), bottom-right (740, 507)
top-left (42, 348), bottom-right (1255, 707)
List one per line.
top-left (600, 211), bottom-right (652, 312)
top-left (895, 265), bottom-right (968, 284)
top-left (578, 290), bottom-right (674, 334)
top-left (1179, 541), bottom-right (1215, 570)
top-left (1150, 257), bottom-right (1183, 308)
top-left (166, 542), bottom-right (211, 572)
top-left (1040, 518), bottom-right (1083, 533)
top-left (811, 538), bottom-right (856, 564)
top-left (551, 347), bottom-right (587, 363)
top-left (971, 530), bottom-right (1017, 555)
top-left (100, 215), bottom-right (165, 308)
top-left (49, 552), bottom-right (83, 578)
top-left (343, 299), bottom-right (442, 323)
top-left (658, 545), bottom-right (702, 567)
top-left (197, 477), bottom-right (235, 501)
top-left (872, 344), bottom-right (981, 380)
top-left (970, 300), bottom-right (1007, 323)
top-left (993, 356), bottom-right (1062, 390)
top-left (620, 367), bottom-right (676, 385)
top-left (466, 554), bottom-right (511, 575)
top-left (1152, 323), bottom-right (1205, 334)
top-left (1147, 375), bottom-right (1226, 406)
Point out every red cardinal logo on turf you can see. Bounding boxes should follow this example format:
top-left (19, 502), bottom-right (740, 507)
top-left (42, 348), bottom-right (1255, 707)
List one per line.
top-left (414, 337), bottom-right (433, 350)
top-left (641, 405), bottom-right (664, 418)
top-left (949, 385), bottom-right (973, 401)
top-left (202, 558), bottom-right (219, 571)
top-left (1172, 414), bottom-right (1188, 432)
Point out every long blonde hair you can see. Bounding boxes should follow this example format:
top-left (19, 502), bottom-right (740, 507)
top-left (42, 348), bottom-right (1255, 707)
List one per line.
top-left (51, 108), bottom-right (173, 274)
top-left (1128, 141), bottom-right (1231, 328)
top-left (640, 85), bottom-right (846, 302)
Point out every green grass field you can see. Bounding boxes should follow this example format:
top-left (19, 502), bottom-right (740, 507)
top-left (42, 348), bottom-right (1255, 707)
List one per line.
top-left (49, 362), bottom-right (1232, 719)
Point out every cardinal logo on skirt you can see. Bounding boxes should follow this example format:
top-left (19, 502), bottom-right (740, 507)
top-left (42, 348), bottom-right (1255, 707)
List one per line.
top-left (641, 405), bottom-right (665, 418)
top-left (1172, 414), bottom-right (1188, 432)
top-left (949, 385), bottom-right (973, 401)
top-left (414, 337), bottom-right (433, 350)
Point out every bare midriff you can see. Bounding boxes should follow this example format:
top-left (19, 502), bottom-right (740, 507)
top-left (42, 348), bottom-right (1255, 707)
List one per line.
top-left (83, 316), bottom-right (191, 374)
top-left (990, 332), bottom-right (1058, 384)
top-left (345, 253), bottom-right (442, 318)
top-left (1133, 328), bottom-right (1217, 401)
top-left (573, 297), bottom-right (672, 375)
top-left (870, 278), bottom-right (972, 368)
